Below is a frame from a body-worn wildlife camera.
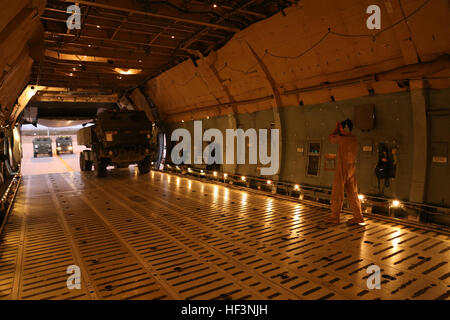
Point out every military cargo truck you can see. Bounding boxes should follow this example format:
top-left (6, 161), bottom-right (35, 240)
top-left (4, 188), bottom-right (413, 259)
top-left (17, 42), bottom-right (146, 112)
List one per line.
top-left (56, 136), bottom-right (73, 155)
top-left (32, 137), bottom-right (52, 157)
top-left (77, 110), bottom-right (154, 177)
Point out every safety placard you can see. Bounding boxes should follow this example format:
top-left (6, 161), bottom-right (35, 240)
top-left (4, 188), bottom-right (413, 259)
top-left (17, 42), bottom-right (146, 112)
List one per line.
top-left (432, 156), bottom-right (447, 164)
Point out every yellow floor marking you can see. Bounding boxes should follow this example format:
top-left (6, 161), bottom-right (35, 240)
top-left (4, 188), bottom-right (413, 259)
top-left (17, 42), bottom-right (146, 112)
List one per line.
top-left (57, 155), bottom-right (74, 172)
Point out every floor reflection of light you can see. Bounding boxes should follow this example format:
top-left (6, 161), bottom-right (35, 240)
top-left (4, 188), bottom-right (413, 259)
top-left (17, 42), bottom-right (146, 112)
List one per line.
top-left (266, 199), bottom-right (273, 213)
top-left (213, 186), bottom-right (219, 202)
top-left (167, 175), bottom-right (171, 183)
top-left (224, 188), bottom-right (229, 201)
top-left (293, 205), bottom-right (301, 221)
top-left (241, 193), bottom-right (248, 206)
top-left (176, 177), bottom-right (180, 187)
top-left (188, 181), bottom-right (192, 190)
top-left (392, 230), bottom-right (401, 248)
top-left (263, 199), bottom-right (274, 227)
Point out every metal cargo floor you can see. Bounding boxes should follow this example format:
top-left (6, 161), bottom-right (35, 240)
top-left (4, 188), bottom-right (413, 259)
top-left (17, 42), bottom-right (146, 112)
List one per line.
top-left (1, 170), bottom-right (449, 300)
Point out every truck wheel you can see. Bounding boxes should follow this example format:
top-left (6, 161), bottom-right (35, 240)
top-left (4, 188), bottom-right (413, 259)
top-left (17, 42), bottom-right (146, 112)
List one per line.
top-left (138, 157), bottom-right (151, 174)
top-left (94, 159), bottom-right (107, 177)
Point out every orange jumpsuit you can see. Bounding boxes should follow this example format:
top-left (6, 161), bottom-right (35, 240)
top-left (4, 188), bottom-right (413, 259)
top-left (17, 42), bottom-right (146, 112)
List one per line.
top-left (328, 131), bottom-right (364, 223)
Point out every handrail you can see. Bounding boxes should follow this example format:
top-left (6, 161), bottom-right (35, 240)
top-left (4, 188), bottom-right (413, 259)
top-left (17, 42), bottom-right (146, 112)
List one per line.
top-left (0, 174), bottom-right (21, 236)
top-left (155, 165), bottom-right (450, 234)
top-left (161, 164), bottom-right (450, 216)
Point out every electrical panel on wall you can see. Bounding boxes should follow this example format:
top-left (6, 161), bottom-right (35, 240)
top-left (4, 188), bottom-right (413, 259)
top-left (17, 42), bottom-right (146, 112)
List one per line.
top-left (306, 141), bottom-right (321, 177)
top-left (354, 104), bottom-right (375, 131)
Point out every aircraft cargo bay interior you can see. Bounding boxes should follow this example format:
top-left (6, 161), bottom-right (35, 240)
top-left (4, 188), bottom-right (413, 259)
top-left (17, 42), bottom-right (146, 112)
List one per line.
top-left (0, 0), bottom-right (449, 307)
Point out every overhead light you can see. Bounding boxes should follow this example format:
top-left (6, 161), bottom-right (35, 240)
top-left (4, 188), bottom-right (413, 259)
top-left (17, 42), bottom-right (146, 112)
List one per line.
top-left (97, 25), bottom-right (100, 28)
top-left (358, 194), bottom-right (365, 201)
top-left (88, 44), bottom-right (91, 47)
top-left (241, 176), bottom-right (246, 181)
top-left (139, 59), bottom-right (142, 63)
top-left (187, 168), bottom-right (192, 172)
top-left (69, 73), bottom-right (74, 76)
top-left (72, 67), bottom-right (76, 71)
top-left (171, 35), bottom-right (175, 39)
top-left (114, 68), bottom-right (142, 75)
top-left (213, 4), bottom-right (218, 8)
top-left (267, 180), bottom-right (272, 185)
top-left (294, 185), bottom-right (300, 191)
top-left (118, 76), bottom-right (122, 79)
top-left (79, 63), bottom-right (82, 66)
top-left (224, 173), bottom-right (228, 179)
top-left (213, 171), bottom-right (217, 176)
top-left (181, 120), bottom-right (184, 123)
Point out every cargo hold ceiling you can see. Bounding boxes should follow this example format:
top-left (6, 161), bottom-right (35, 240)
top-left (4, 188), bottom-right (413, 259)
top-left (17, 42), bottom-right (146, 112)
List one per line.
top-left (30, 0), bottom-right (292, 92)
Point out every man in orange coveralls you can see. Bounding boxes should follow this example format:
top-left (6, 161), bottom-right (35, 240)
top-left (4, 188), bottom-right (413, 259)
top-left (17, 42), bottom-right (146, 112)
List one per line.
top-left (324, 119), bottom-right (364, 226)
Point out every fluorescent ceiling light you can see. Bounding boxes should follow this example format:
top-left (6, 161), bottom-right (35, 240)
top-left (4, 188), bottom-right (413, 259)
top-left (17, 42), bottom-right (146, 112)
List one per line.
top-left (113, 68), bottom-right (142, 75)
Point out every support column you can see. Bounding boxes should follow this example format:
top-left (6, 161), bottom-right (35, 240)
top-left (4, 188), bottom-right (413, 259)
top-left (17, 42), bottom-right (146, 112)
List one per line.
top-left (208, 63), bottom-right (238, 175)
top-left (409, 80), bottom-right (428, 203)
top-left (246, 43), bottom-right (283, 181)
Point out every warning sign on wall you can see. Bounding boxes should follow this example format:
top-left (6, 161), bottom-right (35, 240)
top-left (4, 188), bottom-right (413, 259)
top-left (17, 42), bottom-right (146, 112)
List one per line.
top-left (432, 156), bottom-right (447, 164)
